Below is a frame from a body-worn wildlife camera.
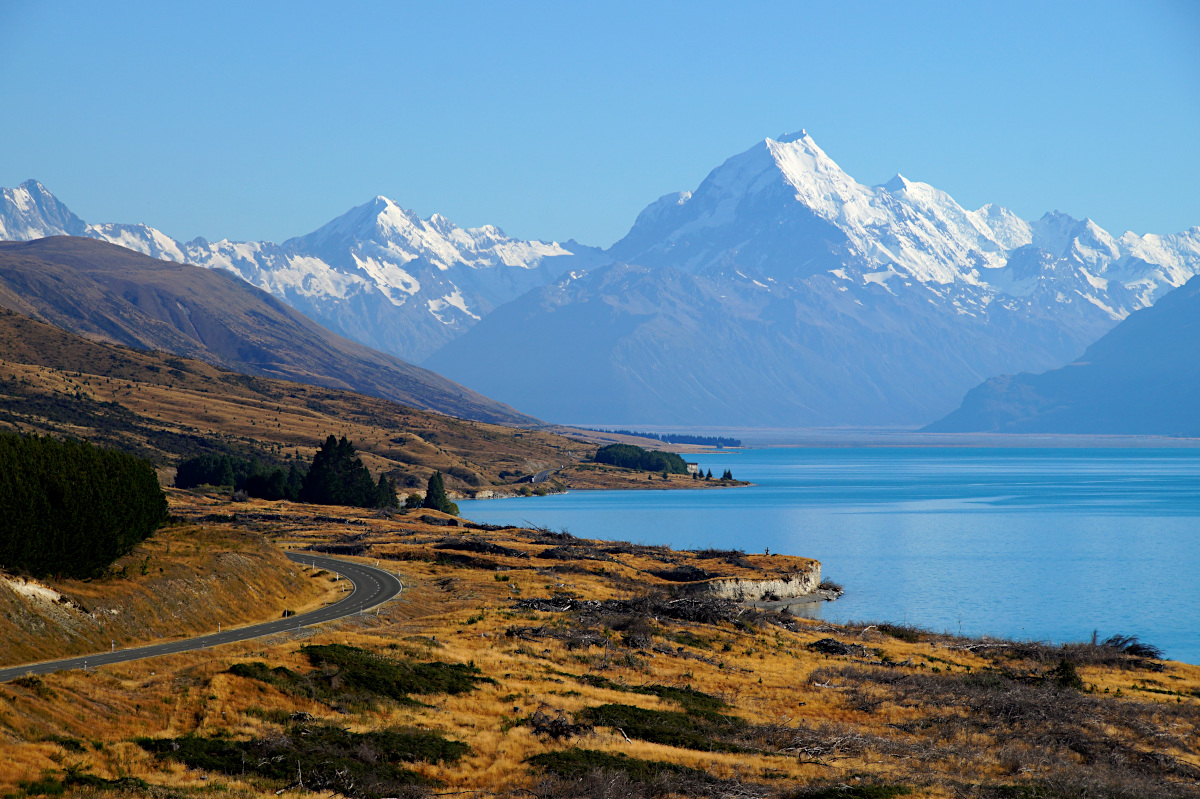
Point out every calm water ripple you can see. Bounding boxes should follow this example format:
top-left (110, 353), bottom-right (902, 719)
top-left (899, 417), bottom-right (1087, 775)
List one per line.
top-left (459, 448), bottom-right (1200, 664)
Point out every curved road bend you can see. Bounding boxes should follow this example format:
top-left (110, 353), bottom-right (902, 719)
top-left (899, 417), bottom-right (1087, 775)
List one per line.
top-left (0, 553), bottom-right (403, 684)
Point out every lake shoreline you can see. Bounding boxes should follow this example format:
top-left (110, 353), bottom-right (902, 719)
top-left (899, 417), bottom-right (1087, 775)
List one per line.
top-left (460, 445), bottom-right (1200, 665)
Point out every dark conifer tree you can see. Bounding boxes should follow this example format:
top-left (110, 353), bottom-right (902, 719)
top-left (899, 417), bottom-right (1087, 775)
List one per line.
top-left (0, 433), bottom-right (167, 578)
top-left (376, 474), bottom-right (399, 508)
top-left (422, 471), bottom-right (458, 515)
top-left (706, 469), bottom-right (713, 480)
top-left (300, 435), bottom-right (380, 507)
top-left (286, 463), bottom-right (304, 500)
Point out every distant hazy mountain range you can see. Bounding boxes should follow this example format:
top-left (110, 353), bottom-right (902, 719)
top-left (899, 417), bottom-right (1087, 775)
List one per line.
top-left (0, 237), bottom-right (535, 426)
top-left (4, 131), bottom-right (1199, 426)
top-left (928, 274), bottom-right (1200, 436)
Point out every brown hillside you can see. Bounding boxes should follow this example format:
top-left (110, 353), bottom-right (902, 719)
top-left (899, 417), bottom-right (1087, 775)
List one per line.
top-left (0, 309), bottom-right (732, 495)
top-left (0, 525), bottom-right (336, 668)
top-left (0, 236), bottom-right (535, 426)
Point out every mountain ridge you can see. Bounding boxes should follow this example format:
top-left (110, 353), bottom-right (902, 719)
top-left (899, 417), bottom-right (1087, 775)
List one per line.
top-left (426, 132), bottom-right (1200, 425)
top-left (926, 274), bottom-right (1200, 436)
top-left (0, 179), bottom-right (601, 363)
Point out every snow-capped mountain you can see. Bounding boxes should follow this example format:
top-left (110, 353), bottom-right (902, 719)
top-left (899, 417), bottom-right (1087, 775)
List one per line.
top-left (0, 181), bottom-right (88, 240)
top-left (6, 129), bottom-right (1200, 426)
top-left (426, 132), bottom-right (1200, 425)
top-left (0, 180), bottom-right (599, 362)
top-left (607, 131), bottom-right (1200, 319)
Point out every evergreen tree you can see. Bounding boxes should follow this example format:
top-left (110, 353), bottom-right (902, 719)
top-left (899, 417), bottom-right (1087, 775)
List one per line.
top-left (217, 457), bottom-right (236, 487)
top-left (375, 474), bottom-right (399, 508)
top-left (706, 469), bottom-right (713, 480)
top-left (299, 436), bottom-right (380, 508)
top-left (286, 463), bottom-right (304, 500)
top-left (722, 469), bottom-right (733, 480)
top-left (175, 454), bottom-right (237, 489)
top-left (422, 471), bottom-right (458, 515)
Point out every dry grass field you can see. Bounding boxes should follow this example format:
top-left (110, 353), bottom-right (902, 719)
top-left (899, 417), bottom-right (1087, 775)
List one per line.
top-left (1, 491), bottom-right (1196, 799)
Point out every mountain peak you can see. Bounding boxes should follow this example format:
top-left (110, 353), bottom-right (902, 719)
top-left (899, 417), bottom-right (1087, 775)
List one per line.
top-left (18, 178), bottom-right (51, 194)
top-left (775, 129), bottom-right (809, 144)
top-left (881, 174), bottom-right (911, 192)
top-left (1, 180), bottom-right (88, 239)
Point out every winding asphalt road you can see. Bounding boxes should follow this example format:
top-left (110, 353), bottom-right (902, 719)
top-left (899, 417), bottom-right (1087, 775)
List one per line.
top-left (0, 553), bottom-right (404, 684)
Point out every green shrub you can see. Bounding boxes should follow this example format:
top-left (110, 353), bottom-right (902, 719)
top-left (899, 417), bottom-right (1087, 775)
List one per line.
top-left (228, 644), bottom-right (493, 707)
top-left (577, 703), bottom-right (747, 752)
top-left (788, 786), bottom-right (912, 799)
top-left (140, 724), bottom-right (466, 798)
top-left (574, 676), bottom-right (727, 717)
top-left (527, 748), bottom-right (708, 781)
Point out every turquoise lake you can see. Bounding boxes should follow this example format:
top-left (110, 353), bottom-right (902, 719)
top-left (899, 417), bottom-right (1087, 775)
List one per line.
top-left (458, 447), bottom-right (1200, 664)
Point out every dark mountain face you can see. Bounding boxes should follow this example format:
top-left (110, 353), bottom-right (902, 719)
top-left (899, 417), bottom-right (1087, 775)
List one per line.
top-left (926, 275), bottom-right (1200, 435)
top-left (0, 237), bottom-right (537, 426)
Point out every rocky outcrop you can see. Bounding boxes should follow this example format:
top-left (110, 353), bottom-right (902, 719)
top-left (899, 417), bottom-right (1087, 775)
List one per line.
top-left (689, 561), bottom-right (822, 602)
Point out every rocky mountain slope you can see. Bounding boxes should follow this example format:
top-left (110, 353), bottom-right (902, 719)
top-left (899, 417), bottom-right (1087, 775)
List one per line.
top-left (427, 132), bottom-right (1200, 425)
top-left (927, 274), bottom-right (1200, 435)
top-left (0, 237), bottom-right (535, 426)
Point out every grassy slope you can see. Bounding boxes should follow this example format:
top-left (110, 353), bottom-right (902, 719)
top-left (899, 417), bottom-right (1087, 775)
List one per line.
top-left (0, 308), bottom-right (730, 495)
top-left (0, 524), bottom-right (336, 668)
top-left (0, 493), bottom-right (1196, 798)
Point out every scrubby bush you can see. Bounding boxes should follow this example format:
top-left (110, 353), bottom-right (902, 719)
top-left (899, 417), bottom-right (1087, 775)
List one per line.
top-left (140, 724), bottom-right (466, 798)
top-left (228, 644), bottom-right (493, 707)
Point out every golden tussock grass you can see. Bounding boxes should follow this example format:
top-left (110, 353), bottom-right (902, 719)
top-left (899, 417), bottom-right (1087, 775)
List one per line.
top-left (0, 523), bottom-right (336, 668)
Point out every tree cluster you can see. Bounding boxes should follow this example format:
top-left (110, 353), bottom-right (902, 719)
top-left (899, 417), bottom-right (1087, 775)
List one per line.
top-left (593, 444), bottom-right (688, 474)
top-left (175, 436), bottom-right (398, 509)
top-left (174, 453), bottom-right (304, 502)
top-left (0, 433), bottom-right (168, 578)
top-left (301, 436), bottom-right (398, 509)
top-left (592, 429), bottom-right (741, 448)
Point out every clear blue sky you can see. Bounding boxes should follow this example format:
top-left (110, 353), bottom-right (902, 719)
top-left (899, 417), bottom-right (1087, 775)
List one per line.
top-left (2, 1), bottom-right (1198, 247)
